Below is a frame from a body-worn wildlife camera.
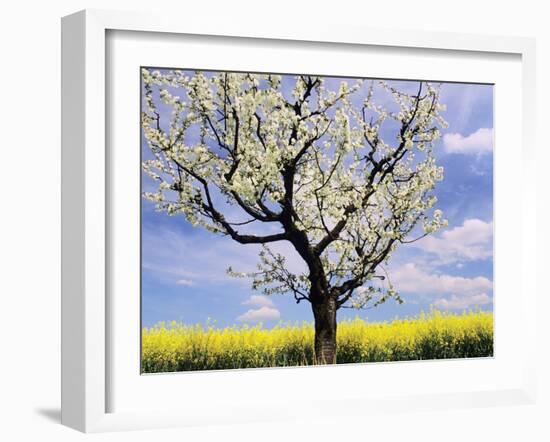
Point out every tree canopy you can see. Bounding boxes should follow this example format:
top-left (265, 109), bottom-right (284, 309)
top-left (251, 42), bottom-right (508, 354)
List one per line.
top-left (141, 69), bottom-right (448, 311)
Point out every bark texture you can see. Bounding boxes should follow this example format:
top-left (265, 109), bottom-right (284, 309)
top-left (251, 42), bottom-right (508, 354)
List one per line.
top-left (312, 296), bottom-right (337, 364)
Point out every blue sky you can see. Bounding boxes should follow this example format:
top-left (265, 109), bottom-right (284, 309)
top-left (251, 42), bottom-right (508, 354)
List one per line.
top-left (141, 71), bottom-right (494, 328)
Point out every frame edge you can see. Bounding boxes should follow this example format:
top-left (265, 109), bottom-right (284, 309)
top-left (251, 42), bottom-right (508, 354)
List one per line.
top-left (61, 9), bottom-right (87, 432)
top-left (61, 9), bottom-right (108, 433)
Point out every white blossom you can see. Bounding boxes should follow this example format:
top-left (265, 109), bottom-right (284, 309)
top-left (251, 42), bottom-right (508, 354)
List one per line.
top-left (141, 69), bottom-right (448, 309)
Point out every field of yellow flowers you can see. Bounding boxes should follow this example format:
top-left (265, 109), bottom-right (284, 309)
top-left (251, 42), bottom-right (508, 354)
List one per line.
top-left (141, 310), bottom-right (493, 373)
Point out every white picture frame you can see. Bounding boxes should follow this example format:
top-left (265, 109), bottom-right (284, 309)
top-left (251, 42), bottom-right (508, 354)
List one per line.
top-left (61, 9), bottom-right (537, 433)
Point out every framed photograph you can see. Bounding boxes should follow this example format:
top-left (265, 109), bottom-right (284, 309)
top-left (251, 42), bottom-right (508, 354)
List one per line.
top-left (61, 9), bottom-right (537, 433)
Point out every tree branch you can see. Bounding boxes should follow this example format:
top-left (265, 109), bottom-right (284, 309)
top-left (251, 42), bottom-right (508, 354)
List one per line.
top-left (175, 159), bottom-right (289, 244)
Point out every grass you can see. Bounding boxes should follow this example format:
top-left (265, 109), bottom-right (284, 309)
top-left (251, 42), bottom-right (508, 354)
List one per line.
top-left (141, 309), bottom-right (493, 373)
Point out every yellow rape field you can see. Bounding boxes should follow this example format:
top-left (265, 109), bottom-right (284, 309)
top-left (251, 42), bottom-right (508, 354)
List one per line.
top-left (141, 309), bottom-right (493, 373)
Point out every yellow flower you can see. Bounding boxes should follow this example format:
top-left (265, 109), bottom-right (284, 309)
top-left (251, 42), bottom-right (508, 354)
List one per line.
top-left (141, 310), bottom-right (493, 373)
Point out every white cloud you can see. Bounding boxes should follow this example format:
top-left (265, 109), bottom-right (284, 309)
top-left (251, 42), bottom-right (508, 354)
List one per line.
top-left (175, 279), bottom-right (194, 286)
top-left (237, 306), bottom-right (281, 323)
top-left (242, 295), bottom-right (274, 308)
top-left (391, 262), bottom-right (492, 297)
top-left (434, 293), bottom-right (491, 310)
top-left (443, 127), bottom-right (493, 155)
top-left (414, 218), bottom-right (493, 264)
top-left (390, 262), bottom-right (493, 310)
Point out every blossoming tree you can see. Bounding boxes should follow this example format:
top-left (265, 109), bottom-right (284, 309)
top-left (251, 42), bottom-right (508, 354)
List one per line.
top-left (141, 69), bottom-right (448, 364)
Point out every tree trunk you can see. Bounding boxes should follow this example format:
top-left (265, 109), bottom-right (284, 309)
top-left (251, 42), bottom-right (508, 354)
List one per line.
top-left (311, 296), bottom-right (337, 364)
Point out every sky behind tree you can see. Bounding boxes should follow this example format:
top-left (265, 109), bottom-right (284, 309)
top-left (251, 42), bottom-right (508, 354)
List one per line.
top-left (141, 71), bottom-right (493, 328)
